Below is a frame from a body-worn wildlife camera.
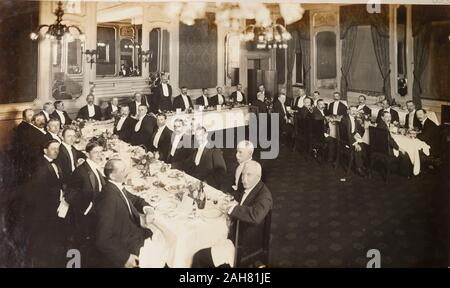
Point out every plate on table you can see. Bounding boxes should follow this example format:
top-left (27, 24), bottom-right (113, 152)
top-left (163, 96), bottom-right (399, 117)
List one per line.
top-left (156, 199), bottom-right (178, 211)
top-left (201, 208), bottom-right (223, 219)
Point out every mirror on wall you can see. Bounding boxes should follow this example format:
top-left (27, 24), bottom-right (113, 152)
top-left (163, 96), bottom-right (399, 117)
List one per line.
top-left (149, 28), bottom-right (170, 74)
top-left (51, 38), bottom-right (84, 100)
top-left (315, 30), bottom-right (337, 89)
top-left (396, 5), bottom-right (408, 96)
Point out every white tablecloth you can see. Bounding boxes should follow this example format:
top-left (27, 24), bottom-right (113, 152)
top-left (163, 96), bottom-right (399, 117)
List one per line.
top-left (368, 105), bottom-right (439, 126)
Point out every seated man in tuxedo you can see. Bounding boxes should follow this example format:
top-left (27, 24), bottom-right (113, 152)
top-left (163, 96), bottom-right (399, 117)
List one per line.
top-left (230, 83), bottom-right (246, 104)
top-left (55, 127), bottom-right (86, 181)
top-left (152, 73), bottom-right (172, 112)
top-left (292, 86), bottom-right (308, 110)
top-left (339, 106), bottom-right (368, 177)
top-left (326, 91), bottom-right (347, 116)
top-left (166, 118), bottom-right (190, 168)
top-left (45, 118), bottom-right (62, 143)
top-left (150, 113), bottom-right (172, 161)
top-left (95, 159), bottom-right (154, 268)
top-left (272, 90), bottom-right (293, 146)
top-left (104, 97), bottom-right (120, 120)
top-left (113, 105), bottom-right (137, 143)
top-left (129, 93), bottom-right (147, 118)
top-left (77, 94), bottom-right (102, 121)
top-left (357, 95), bottom-right (372, 117)
top-left (192, 160), bottom-right (272, 268)
top-left (404, 100), bottom-right (421, 130)
top-left (416, 109), bottom-right (440, 156)
top-left (129, 105), bottom-right (157, 151)
top-left (195, 88), bottom-right (211, 108)
top-left (119, 64), bottom-right (130, 77)
top-left (173, 87), bottom-right (193, 111)
top-left (51, 101), bottom-right (72, 127)
top-left (24, 140), bottom-right (67, 267)
top-left (211, 86), bottom-right (227, 107)
top-left (231, 140), bottom-right (254, 192)
top-left (376, 99), bottom-right (400, 125)
top-left (42, 102), bottom-right (54, 122)
top-left (183, 126), bottom-right (227, 190)
top-left (65, 140), bottom-right (105, 267)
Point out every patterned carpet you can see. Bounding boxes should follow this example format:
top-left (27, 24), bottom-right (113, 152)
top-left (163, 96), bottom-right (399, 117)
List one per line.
top-left (222, 145), bottom-right (449, 268)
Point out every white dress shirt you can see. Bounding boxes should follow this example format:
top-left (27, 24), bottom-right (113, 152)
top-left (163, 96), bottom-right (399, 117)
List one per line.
top-left (408, 110), bottom-right (416, 128)
top-left (61, 142), bottom-right (76, 172)
top-left (236, 91), bottom-right (243, 102)
top-left (195, 141), bottom-right (208, 166)
top-left (116, 116), bottom-right (127, 131)
top-left (56, 110), bottom-right (66, 125)
top-left (170, 133), bottom-right (183, 156)
top-left (201, 95), bottom-right (209, 107)
top-left (349, 115), bottom-right (356, 134)
top-left (217, 94), bottom-right (224, 105)
top-left (111, 105), bottom-right (118, 113)
top-left (134, 101), bottom-right (140, 114)
top-left (162, 83), bottom-right (169, 97)
top-left (153, 125), bottom-right (166, 148)
top-left (86, 159), bottom-right (103, 191)
top-left (234, 158), bottom-right (252, 189)
top-left (296, 95), bottom-right (306, 108)
top-left (44, 155), bottom-right (60, 179)
top-left (87, 104), bottom-right (95, 118)
top-left (357, 104), bottom-right (366, 112)
top-left (181, 94), bottom-right (190, 110)
top-left (333, 101), bottom-right (340, 115)
top-left (228, 181), bottom-right (259, 215)
top-left (135, 116), bottom-right (145, 132)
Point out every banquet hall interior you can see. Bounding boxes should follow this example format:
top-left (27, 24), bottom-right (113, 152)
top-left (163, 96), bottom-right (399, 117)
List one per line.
top-left (0, 0), bottom-right (449, 268)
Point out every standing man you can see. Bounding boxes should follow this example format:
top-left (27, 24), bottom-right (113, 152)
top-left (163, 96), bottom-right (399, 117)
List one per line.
top-left (55, 127), bottom-right (86, 181)
top-left (77, 94), bottom-right (102, 121)
top-left (357, 95), bottom-right (372, 117)
top-left (404, 100), bottom-right (420, 130)
top-left (326, 92), bottom-right (347, 116)
top-left (151, 73), bottom-right (173, 112)
top-left (173, 87), bottom-right (193, 111)
top-left (292, 86), bottom-right (307, 110)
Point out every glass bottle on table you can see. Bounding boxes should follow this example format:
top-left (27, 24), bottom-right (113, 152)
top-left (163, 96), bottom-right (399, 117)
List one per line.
top-left (196, 181), bottom-right (206, 210)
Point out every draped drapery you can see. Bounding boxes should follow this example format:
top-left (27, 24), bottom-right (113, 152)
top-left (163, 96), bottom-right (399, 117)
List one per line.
top-left (340, 26), bottom-right (358, 100)
top-left (371, 25), bottom-right (391, 102)
top-left (286, 30), bottom-right (298, 99)
top-left (299, 36), bottom-right (311, 96)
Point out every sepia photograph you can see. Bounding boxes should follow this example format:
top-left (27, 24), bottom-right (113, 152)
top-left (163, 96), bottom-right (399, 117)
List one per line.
top-left (0, 0), bottom-right (449, 270)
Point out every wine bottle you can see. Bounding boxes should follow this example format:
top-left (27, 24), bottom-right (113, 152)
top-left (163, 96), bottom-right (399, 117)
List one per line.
top-left (197, 181), bottom-right (206, 210)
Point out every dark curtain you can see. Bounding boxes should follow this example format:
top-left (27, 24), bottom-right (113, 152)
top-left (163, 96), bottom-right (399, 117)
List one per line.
top-left (371, 25), bottom-right (391, 102)
top-left (286, 30), bottom-right (298, 99)
top-left (340, 26), bottom-right (358, 100)
top-left (299, 37), bottom-right (311, 96)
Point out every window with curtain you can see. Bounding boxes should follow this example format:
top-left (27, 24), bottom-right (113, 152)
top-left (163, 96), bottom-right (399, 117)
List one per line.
top-left (348, 26), bottom-right (384, 94)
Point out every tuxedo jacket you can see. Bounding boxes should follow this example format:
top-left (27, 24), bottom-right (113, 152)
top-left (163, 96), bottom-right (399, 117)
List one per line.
top-left (326, 101), bottom-right (347, 116)
top-left (104, 104), bottom-right (119, 120)
top-left (66, 161), bottom-right (106, 240)
top-left (55, 143), bottom-right (86, 181)
top-left (12, 122), bottom-right (32, 166)
top-left (152, 84), bottom-right (173, 112)
top-left (172, 95), bottom-right (193, 111)
top-left (376, 108), bottom-right (400, 125)
top-left (24, 126), bottom-right (52, 178)
top-left (129, 115), bottom-right (157, 151)
top-left (150, 126), bottom-right (172, 161)
top-left (230, 91), bottom-right (246, 104)
top-left (128, 100), bottom-right (148, 117)
top-left (357, 105), bottom-right (372, 117)
top-left (195, 96), bottom-right (211, 107)
top-left (166, 134), bottom-right (191, 167)
top-left (292, 96), bottom-right (307, 111)
top-left (210, 94), bottom-right (226, 106)
top-left (229, 180), bottom-right (273, 261)
top-left (51, 110), bottom-right (72, 126)
top-left (418, 118), bottom-right (439, 156)
top-left (114, 116), bottom-right (137, 143)
top-left (77, 105), bottom-right (102, 121)
top-left (339, 115), bottom-right (365, 145)
top-left (404, 111), bottom-right (421, 130)
top-left (311, 107), bottom-right (328, 141)
top-left (95, 182), bottom-right (152, 267)
top-left (250, 99), bottom-right (268, 114)
top-left (183, 147), bottom-right (227, 190)
top-left (376, 121), bottom-right (399, 156)
top-left (272, 100), bottom-right (292, 119)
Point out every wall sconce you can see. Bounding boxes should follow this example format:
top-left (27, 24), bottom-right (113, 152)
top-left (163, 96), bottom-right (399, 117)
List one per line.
top-left (139, 50), bottom-right (152, 66)
top-left (83, 49), bottom-right (97, 69)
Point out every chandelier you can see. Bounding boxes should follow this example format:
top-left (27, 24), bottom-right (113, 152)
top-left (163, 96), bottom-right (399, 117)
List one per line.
top-left (30, 1), bottom-right (83, 41)
top-left (241, 23), bottom-right (292, 49)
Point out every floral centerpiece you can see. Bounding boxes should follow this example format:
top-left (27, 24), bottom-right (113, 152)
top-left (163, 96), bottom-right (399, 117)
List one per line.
top-left (130, 147), bottom-right (158, 178)
top-left (68, 119), bottom-right (86, 140)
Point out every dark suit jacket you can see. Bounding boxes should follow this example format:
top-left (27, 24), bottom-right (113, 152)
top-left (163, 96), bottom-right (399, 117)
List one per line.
top-left (24, 126), bottom-right (51, 176)
top-left (152, 84), bottom-right (173, 112)
top-left (418, 118), bottom-right (439, 156)
top-left (376, 108), bottom-right (400, 125)
top-left (55, 143), bottom-right (86, 181)
top-left (51, 110), bottom-right (72, 126)
top-left (272, 100), bottom-right (292, 128)
top-left (358, 105), bottom-right (372, 117)
top-left (172, 95), bottom-right (193, 111)
top-left (230, 91), bottom-right (246, 104)
top-left (404, 110), bottom-right (421, 130)
top-left (250, 99), bottom-right (268, 114)
top-left (129, 115), bottom-right (157, 150)
top-left (77, 105), bottom-right (102, 121)
top-left (114, 116), bottom-right (137, 143)
top-left (183, 146), bottom-right (227, 190)
top-left (229, 180), bottom-right (272, 260)
top-left (66, 161), bottom-right (106, 240)
top-left (166, 134), bottom-right (191, 166)
top-left (104, 104), bottom-right (119, 120)
top-left (377, 121), bottom-right (400, 156)
top-left (210, 94), bottom-right (227, 106)
top-left (292, 96), bottom-right (307, 111)
top-left (195, 95), bottom-right (211, 107)
top-left (128, 100), bottom-right (148, 117)
top-left (95, 182), bottom-right (152, 267)
top-left (339, 115), bottom-right (365, 145)
top-left (150, 126), bottom-right (172, 161)
top-left (326, 101), bottom-right (348, 116)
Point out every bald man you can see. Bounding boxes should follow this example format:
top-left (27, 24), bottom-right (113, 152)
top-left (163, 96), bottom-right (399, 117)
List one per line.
top-left (192, 160), bottom-right (273, 268)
